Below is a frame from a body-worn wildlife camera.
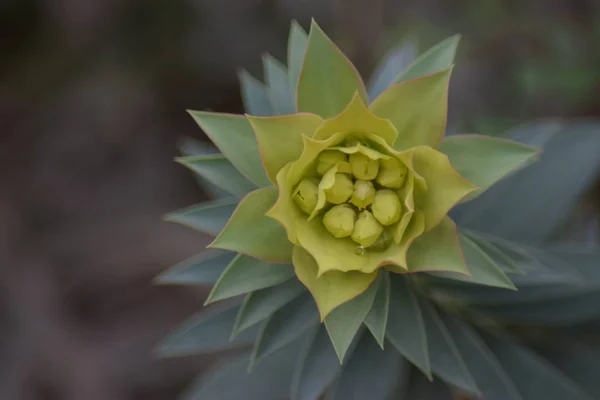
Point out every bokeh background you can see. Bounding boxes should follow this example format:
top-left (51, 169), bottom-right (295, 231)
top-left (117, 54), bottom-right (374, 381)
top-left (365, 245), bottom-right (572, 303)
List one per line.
top-left (2, 0), bottom-right (600, 398)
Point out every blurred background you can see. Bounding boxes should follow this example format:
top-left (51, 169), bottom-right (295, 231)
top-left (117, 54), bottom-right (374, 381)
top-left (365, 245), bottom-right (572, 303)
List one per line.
top-left (1, 0), bottom-right (600, 398)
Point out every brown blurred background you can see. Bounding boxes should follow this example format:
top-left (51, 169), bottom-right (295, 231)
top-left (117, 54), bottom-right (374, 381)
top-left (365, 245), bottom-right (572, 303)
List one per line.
top-left (1, 0), bottom-right (600, 399)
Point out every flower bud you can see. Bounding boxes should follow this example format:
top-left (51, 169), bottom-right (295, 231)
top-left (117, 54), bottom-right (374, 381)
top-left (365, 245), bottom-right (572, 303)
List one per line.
top-left (324, 173), bottom-right (353, 204)
top-left (350, 180), bottom-right (375, 209)
top-left (371, 189), bottom-right (402, 226)
top-left (322, 204), bottom-right (356, 238)
top-left (349, 152), bottom-right (379, 180)
top-left (293, 179), bottom-right (319, 214)
top-left (351, 210), bottom-right (383, 247)
top-left (376, 158), bottom-right (408, 189)
top-left (316, 150), bottom-right (347, 176)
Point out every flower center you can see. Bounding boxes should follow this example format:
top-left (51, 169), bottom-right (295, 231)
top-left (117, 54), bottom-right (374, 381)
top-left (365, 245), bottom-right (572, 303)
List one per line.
top-left (293, 143), bottom-right (408, 254)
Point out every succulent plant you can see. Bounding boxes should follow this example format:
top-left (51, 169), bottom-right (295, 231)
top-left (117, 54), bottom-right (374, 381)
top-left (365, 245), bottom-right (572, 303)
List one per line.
top-left (157, 20), bottom-right (600, 400)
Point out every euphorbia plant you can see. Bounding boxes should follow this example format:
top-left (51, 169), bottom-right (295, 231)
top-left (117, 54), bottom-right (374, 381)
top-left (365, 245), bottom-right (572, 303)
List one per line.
top-left (157, 19), bottom-right (600, 400)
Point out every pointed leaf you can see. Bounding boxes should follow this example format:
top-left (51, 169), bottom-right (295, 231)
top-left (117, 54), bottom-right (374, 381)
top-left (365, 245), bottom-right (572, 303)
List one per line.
top-left (263, 54), bottom-right (295, 115)
top-left (164, 198), bottom-right (238, 236)
top-left (430, 233), bottom-right (516, 290)
top-left (441, 315), bottom-right (523, 400)
top-left (251, 294), bottom-right (318, 366)
top-left (248, 113), bottom-right (323, 183)
top-left (177, 154), bottom-right (257, 197)
top-left (182, 346), bottom-right (299, 400)
top-left (188, 111), bottom-right (270, 187)
top-left (210, 187), bottom-right (294, 263)
top-left (364, 270), bottom-right (391, 347)
top-left (297, 20), bottom-right (367, 118)
top-left (408, 217), bottom-right (470, 275)
top-left (367, 39), bottom-right (417, 101)
top-left (239, 70), bottom-right (273, 117)
top-left (385, 276), bottom-right (430, 376)
top-left (292, 246), bottom-right (378, 320)
top-left (439, 134), bottom-right (538, 201)
top-left (483, 333), bottom-right (594, 400)
top-left (288, 20), bottom-right (308, 100)
top-left (397, 34), bottom-right (460, 82)
top-left (405, 370), bottom-right (454, 400)
top-left (419, 300), bottom-right (479, 395)
top-left (155, 250), bottom-right (236, 286)
top-left (157, 304), bottom-right (257, 357)
top-left (233, 279), bottom-right (306, 334)
top-left (291, 325), bottom-right (345, 400)
top-left (462, 230), bottom-right (522, 274)
top-left (370, 68), bottom-right (452, 149)
top-left (328, 334), bottom-right (404, 400)
top-left (206, 255), bottom-right (295, 304)
top-left (324, 275), bottom-right (379, 361)
top-left (179, 138), bottom-right (228, 198)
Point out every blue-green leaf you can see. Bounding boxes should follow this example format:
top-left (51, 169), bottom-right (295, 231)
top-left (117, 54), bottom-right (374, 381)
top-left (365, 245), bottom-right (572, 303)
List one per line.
top-left (177, 154), bottom-right (257, 198)
top-left (385, 276), bottom-right (430, 376)
top-left (483, 333), bottom-right (594, 400)
top-left (367, 39), bottom-right (417, 101)
top-left (251, 294), bottom-right (318, 367)
top-left (155, 250), bottom-right (235, 286)
top-left (291, 325), bottom-right (346, 400)
top-left (328, 334), bottom-right (405, 400)
top-left (233, 279), bottom-right (306, 335)
top-left (157, 303), bottom-right (257, 357)
top-left (364, 270), bottom-right (390, 348)
top-left (397, 35), bottom-right (460, 82)
top-left (263, 54), bottom-right (295, 115)
top-left (188, 111), bottom-right (270, 187)
top-left (164, 198), bottom-right (238, 236)
top-left (181, 346), bottom-right (299, 400)
top-left (441, 315), bottom-right (522, 400)
top-left (288, 20), bottom-right (308, 101)
top-left (419, 301), bottom-right (478, 395)
top-left (324, 275), bottom-right (379, 361)
top-left (239, 69), bottom-right (273, 117)
top-left (206, 255), bottom-right (295, 304)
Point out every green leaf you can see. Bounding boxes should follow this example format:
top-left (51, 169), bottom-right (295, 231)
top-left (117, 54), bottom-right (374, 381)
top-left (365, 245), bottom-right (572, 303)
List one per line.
top-left (297, 20), bottom-right (367, 118)
top-left (429, 233), bottom-right (516, 290)
top-left (455, 122), bottom-right (600, 244)
top-left (324, 275), bottom-right (379, 361)
top-left (291, 325), bottom-right (346, 400)
top-left (367, 39), bottom-right (417, 101)
top-left (263, 54), bottom-right (295, 115)
top-left (181, 347), bottom-right (299, 400)
top-left (441, 315), bottom-right (522, 400)
top-left (251, 294), bottom-right (318, 367)
top-left (239, 69), bottom-right (273, 116)
top-left (328, 334), bottom-right (405, 400)
top-left (462, 230), bottom-right (522, 274)
top-left (397, 34), bottom-right (460, 82)
top-left (292, 246), bottom-right (378, 320)
top-left (419, 300), bottom-right (478, 395)
top-left (405, 370), bottom-right (453, 400)
top-left (385, 276), bottom-right (430, 376)
top-left (364, 270), bottom-right (391, 348)
top-left (188, 111), bottom-right (270, 187)
top-left (483, 333), bottom-right (594, 400)
top-left (206, 255), bottom-right (295, 304)
top-left (178, 138), bottom-right (229, 198)
top-left (233, 279), bottom-right (306, 334)
top-left (439, 134), bottom-right (538, 201)
top-left (155, 250), bottom-right (235, 286)
top-left (370, 69), bottom-right (452, 149)
top-left (408, 217), bottom-right (470, 275)
top-left (164, 198), bottom-right (238, 236)
top-left (177, 154), bottom-right (257, 198)
top-left (248, 113), bottom-right (322, 183)
top-left (210, 187), bottom-right (294, 263)
top-left (157, 303), bottom-right (257, 357)
top-left (288, 20), bottom-right (308, 101)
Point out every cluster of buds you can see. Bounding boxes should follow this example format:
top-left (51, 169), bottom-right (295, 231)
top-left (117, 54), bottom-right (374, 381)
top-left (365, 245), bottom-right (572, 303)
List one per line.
top-left (293, 139), bottom-right (409, 254)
